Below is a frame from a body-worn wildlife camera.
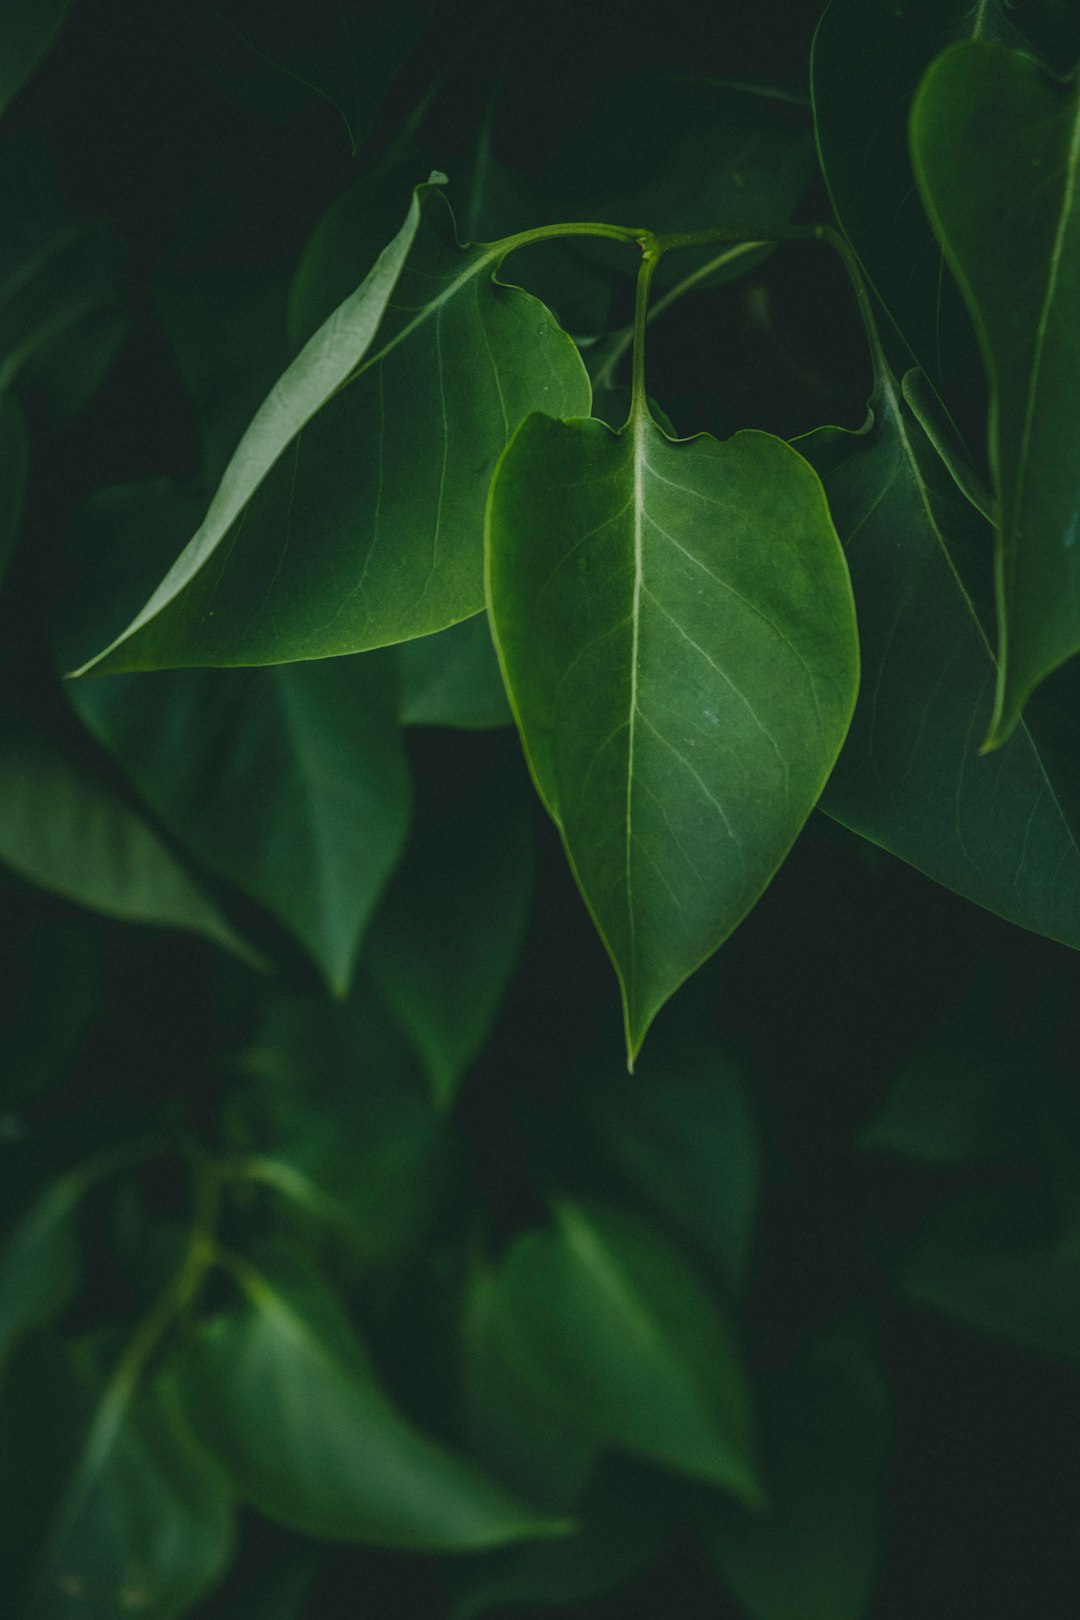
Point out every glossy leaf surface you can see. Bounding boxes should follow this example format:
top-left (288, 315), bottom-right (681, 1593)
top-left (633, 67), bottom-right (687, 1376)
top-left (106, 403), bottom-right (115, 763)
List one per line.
top-left (481, 1200), bottom-right (762, 1502)
top-left (487, 411), bottom-right (858, 1060)
top-left (74, 181), bottom-right (590, 676)
top-left (0, 716), bottom-right (259, 964)
top-left (176, 1264), bottom-right (571, 1549)
top-left (912, 42), bottom-right (1080, 741)
top-left (803, 373), bottom-right (1080, 951)
top-left (709, 1335), bottom-right (888, 1620)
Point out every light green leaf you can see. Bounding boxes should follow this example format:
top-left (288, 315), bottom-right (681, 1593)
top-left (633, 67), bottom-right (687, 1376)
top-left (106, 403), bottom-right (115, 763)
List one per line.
top-left (73, 179), bottom-right (590, 677)
top-left (0, 715), bottom-right (261, 965)
top-left (365, 751), bottom-right (534, 1107)
top-left (802, 372), bottom-right (1080, 951)
top-left (812, 0), bottom-right (1023, 400)
top-left (588, 1044), bottom-right (759, 1290)
top-left (0, 0), bottom-right (75, 118)
top-left (911, 41), bottom-right (1080, 743)
top-left (483, 1200), bottom-right (763, 1502)
top-left (709, 1334), bottom-right (889, 1620)
top-left (487, 411), bottom-right (858, 1062)
top-left (174, 1262), bottom-right (572, 1549)
top-left (32, 1350), bottom-right (234, 1620)
top-left (399, 615), bottom-right (511, 730)
top-left (0, 393), bottom-right (27, 586)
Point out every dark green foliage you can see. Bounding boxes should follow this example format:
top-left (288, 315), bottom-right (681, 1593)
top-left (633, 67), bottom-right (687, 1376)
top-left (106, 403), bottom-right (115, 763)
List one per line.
top-left (4, 0), bottom-right (1080, 1615)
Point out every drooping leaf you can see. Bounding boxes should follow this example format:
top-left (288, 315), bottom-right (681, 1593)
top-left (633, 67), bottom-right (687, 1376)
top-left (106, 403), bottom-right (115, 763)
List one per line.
top-left (587, 1043), bottom-right (759, 1290)
top-left (0, 714), bottom-right (261, 965)
top-left (708, 1334), bottom-right (889, 1620)
top-left (811, 0), bottom-right (1022, 402)
top-left (487, 410), bottom-right (858, 1062)
top-left (365, 749), bottom-right (534, 1107)
top-left (30, 1347), bottom-right (234, 1620)
top-left (911, 41), bottom-right (1080, 742)
top-left (0, 392), bottom-right (28, 586)
top-left (802, 370), bottom-right (1080, 951)
top-left (226, 989), bottom-right (447, 1269)
top-left (480, 1200), bottom-right (763, 1502)
top-left (174, 1261), bottom-right (572, 1549)
top-left (0, 0), bottom-right (75, 118)
top-left (73, 179), bottom-right (590, 677)
top-left (399, 615), bottom-right (511, 730)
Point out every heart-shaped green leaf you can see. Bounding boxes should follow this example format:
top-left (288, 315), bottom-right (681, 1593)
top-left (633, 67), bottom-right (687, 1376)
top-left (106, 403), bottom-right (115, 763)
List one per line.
top-left (486, 410), bottom-right (858, 1062)
top-left (73, 178), bottom-right (590, 677)
top-left (911, 41), bottom-right (1080, 743)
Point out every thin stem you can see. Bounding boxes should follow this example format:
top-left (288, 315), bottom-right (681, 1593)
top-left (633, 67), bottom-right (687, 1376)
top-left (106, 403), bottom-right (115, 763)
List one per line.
top-left (496, 221), bottom-right (656, 260)
top-left (630, 246), bottom-right (661, 420)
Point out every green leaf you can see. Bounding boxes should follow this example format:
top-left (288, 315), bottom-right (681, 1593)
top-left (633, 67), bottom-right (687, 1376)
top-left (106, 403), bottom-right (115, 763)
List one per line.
top-left (399, 615), bottom-right (512, 730)
top-left (226, 990), bottom-right (447, 1269)
top-left (73, 179), bottom-right (590, 677)
top-left (0, 715), bottom-right (261, 965)
top-left (0, 392), bottom-right (27, 586)
top-left (905, 1192), bottom-right (1080, 1366)
top-left (588, 1044), bottom-right (759, 1291)
top-left (911, 41), bottom-right (1080, 743)
top-left (0, 1179), bottom-right (81, 1375)
top-left (708, 1334), bottom-right (889, 1620)
top-left (365, 750), bottom-right (534, 1107)
top-left (486, 411), bottom-right (858, 1062)
top-left (0, 0), bottom-right (75, 118)
top-left (862, 1038), bottom-right (1033, 1164)
top-left (812, 0), bottom-right (1022, 401)
top-left (30, 1347), bottom-right (234, 1620)
top-left (802, 372), bottom-right (1080, 952)
top-left (174, 1261), bottom-right (572, 1549)
top-left (481, 1200), bottom-right (763, 1503)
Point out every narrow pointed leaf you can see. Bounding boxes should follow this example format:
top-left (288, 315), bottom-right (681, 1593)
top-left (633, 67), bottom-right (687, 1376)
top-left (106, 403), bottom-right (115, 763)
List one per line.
top-left (911, 42), bottom-right (1080, 742)
top-left (73, 181), bottom-right (590, 677)
top-left (487, 412), bottom-right (858, 1061)
top-left (803, 372), bottom-right (1080, 950)
top-left (485, 1200), bottom-right (763, 1503)
top-left (174, 1266), bottom-right (572, 1549)
top-left (0, 716), bottom-right (261, 965)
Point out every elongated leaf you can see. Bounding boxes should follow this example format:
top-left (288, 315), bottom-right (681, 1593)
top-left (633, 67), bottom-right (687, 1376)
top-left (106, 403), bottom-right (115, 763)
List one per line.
top-left (709, 1335), bottom-right (889, 1620)
top-left (31, 1348), bottom-right (234, 1620)
top-left (73, 656), bottom-right (409, 995)
top-left (0, 392), bottom-right (27, 585)
top-left (912, 43), bottom-right (1080, 743)
top-left (0, 0), bottom-right (75, 117)
top-left (400, 615), bottom-right (512, 729)
top-left (484, 1200), bottom-right (762, 1502)
top-left (812, 0), bottom-right (1022, 400)
top-left (487, 411), bottom-right (858, 1062)
top-left (74, 180), bottom-right (590, 677)
top-left (803, 372), bottom-right (1080, 950)
top-left (175, 1263), bottom-right (571, 1549)
top-left (365, 750), bottom-right (534, 1107)
top-left (0, 715), bottom-right (260, 964)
